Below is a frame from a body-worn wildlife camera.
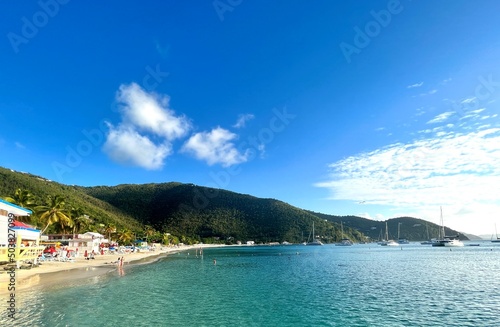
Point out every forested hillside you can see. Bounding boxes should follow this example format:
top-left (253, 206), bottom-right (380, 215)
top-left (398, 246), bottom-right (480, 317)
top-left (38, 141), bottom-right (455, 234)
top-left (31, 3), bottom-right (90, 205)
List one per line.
top-left (1, 166), bottom-right (470, 244)
top-left (0, 167), bottom-right (143, 233)
top-left (81, 183), bottom-right (365, 244)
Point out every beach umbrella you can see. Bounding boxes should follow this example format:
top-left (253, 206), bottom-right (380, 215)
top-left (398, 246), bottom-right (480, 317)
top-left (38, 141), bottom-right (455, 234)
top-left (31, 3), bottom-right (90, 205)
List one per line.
top-left (44, 246), bottom-right (56, 254)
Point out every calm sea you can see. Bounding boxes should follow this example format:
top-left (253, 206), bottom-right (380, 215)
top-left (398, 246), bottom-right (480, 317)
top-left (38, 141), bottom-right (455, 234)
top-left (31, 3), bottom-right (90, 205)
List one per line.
top-left (4, 242), bottom-right (500, 326)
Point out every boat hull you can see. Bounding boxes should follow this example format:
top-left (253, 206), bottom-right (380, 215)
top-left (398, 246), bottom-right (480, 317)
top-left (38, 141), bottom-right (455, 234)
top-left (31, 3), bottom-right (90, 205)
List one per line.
top-left (432, 239), bottom-right (464, 247)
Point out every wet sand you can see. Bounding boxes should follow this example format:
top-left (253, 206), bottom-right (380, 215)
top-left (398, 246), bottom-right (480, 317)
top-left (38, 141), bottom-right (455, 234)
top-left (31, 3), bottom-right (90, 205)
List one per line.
top-left (0, 244), bottom-right (223, 296)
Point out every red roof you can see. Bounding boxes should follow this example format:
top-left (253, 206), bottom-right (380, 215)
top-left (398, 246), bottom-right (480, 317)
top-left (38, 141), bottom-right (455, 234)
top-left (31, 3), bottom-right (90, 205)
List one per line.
top-left (13, 220), bottom-right (35, 229)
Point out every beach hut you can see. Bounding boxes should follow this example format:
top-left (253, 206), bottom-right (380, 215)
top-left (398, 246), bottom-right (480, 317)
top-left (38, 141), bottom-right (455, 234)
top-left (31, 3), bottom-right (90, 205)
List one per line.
top-left (0, 199), bottom-right (44, 267)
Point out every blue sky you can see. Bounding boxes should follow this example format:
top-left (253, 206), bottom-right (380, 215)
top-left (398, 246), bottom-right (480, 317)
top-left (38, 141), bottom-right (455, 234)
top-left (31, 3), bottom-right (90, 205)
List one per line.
top-left (1, 1), bottom-right (499, 235)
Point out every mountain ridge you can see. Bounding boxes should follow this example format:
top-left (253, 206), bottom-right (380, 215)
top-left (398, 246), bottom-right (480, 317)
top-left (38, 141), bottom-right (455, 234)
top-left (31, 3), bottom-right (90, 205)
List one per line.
top-left (0, 166), bottom-right (472, 243)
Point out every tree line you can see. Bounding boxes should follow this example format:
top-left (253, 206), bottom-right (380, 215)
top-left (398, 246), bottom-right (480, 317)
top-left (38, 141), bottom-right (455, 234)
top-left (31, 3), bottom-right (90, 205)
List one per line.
top-left (2, 188), bottom-right (182, 246)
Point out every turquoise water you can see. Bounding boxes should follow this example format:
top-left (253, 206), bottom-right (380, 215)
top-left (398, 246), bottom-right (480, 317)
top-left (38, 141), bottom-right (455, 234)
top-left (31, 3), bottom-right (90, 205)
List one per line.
top-left (4, 242), bottom-right (500, 326)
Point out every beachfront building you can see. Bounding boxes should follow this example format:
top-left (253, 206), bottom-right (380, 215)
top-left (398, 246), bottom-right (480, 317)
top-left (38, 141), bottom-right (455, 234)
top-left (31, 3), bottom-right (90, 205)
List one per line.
top-left (44, 232), bottom-right (109, 254)
top-left (0, 199), bottom-right (44, 267)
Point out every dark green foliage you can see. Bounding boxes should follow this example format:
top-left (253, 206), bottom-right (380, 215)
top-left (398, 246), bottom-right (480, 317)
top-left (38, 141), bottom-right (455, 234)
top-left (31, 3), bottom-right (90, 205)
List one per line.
top-left (1, 166), bottom-right (468, 243)
top-left (0, 167), bottom-right (142, 232)
top-left (82, 183), bottom-right (358, 243)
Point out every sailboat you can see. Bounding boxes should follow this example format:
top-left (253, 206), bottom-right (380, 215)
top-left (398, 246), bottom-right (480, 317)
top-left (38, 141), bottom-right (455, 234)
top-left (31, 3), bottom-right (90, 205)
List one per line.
top-left (306, 221), bottom-right (323, 246)
top-left (335, 221), bottom-right (353, 246)
top-left (431, 207), bottom-right (464, 247)
top-left (397, 222), bottom-right (410, 244)
top-left (379, 222), bottom-right (398, 246)
top-left (491, 224), bottom-right (500, 243)
top-left (420, 223), bottom-right (435, 245)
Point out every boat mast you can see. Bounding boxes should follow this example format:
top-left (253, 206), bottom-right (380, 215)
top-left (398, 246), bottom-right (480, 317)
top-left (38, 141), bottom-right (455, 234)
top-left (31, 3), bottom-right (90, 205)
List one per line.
top-left (385, 222), bottom-right (389, 241)
top-left (439, 206), bottom-right (445, 239)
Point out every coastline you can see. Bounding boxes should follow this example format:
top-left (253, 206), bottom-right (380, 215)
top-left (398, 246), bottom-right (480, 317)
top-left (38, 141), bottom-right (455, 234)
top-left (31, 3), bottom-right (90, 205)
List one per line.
top-left (0, 244), bottom-right (223, 296)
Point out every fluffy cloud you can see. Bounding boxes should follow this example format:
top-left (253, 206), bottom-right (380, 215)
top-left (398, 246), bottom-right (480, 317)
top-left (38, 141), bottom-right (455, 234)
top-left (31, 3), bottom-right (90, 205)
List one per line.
top-left (182, 127), bottom-right (249, 166)
top-left (103, 124), bottom-right (171, 170)
top-left (116, 83), bottom-right (191, 140)
top-left (103, 83), bottom-right (190, 170)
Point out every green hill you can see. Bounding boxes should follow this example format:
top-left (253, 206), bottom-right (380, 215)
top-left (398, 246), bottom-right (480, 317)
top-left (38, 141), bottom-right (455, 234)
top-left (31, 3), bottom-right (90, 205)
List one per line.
top-left (0, 166), bottom-right (470, 244)
top-left (0, 166), bottom-right (143, 232)
top-left (79, 183), bottom-right (365, 244)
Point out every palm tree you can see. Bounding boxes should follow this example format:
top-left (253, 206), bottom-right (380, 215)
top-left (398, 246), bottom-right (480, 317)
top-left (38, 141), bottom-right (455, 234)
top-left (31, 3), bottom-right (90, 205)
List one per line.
top-left (105, 224), bottom-right (116, 241)
top-left (36, 195), bottom-right (73, 234)
top-left (144, 225), bottom-right (156, 243)
top-left (162, 232), bottom-right (174, 246)
top-left (3, 188), bottom-right (37, 223)
top-left (72, 211), bottom-right (93, 234)
top-left (117, 229), bottom-right (134, 245)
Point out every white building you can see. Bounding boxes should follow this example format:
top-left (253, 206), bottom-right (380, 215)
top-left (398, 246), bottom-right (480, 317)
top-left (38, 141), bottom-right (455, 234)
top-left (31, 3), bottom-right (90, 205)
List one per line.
top-left (67, 232), bottom-right (108, 253)
top-left (0, 199), bottom-right (44, 266)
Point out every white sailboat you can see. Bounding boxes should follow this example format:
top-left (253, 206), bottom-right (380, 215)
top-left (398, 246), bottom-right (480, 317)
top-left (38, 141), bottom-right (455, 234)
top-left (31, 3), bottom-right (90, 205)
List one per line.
top-left (335, 221), bottom-right (353, 246)
top-left (431, 207), bottom-right (464, 247)
top-left (306, 221), bottom-right (323, 246)
top-left (397, 222), bottom-right (409, 244)
top-left (491, 224), bottom-right (500, 243)
top-left (379, 222), bottom-right (398, 246)
top-left (420, 223), bottom-right (435, 245)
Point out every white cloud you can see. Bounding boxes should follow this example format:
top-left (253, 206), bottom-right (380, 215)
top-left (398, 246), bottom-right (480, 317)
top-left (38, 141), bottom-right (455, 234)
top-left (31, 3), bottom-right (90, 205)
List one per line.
top-left (315, 128), bottom-right (500, 234)
top-left (117, 83), bottom-right (191, 140)
top-left (427, 111), bottom-right (455, 124)
top-left (420, 89), bottom-right (438, 96)
top-left (471, 108), bottom-right (486, 114)
top-left (181, 127), bottom-right (249, 166)
top-left (103, 83), bottom-right (191, 170)
top-left (407, 82), bottom-right (423, 88)
top-left (357, 212), bottom-right (385, 220)
top-left (103, 124), bottom-right (171, 170)
top-left (233, 114), bottom-right (254, 128)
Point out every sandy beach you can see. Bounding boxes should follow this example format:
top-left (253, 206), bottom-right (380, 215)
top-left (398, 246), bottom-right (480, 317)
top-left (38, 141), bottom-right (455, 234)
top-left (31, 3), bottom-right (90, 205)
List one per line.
top-left (0, 244), bottom-right (223, 296)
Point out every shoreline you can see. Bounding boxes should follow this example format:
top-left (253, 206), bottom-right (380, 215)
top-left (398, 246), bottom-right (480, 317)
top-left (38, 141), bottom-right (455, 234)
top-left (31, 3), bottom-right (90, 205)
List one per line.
top-left (0, 244), bottom-right (224, 296)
